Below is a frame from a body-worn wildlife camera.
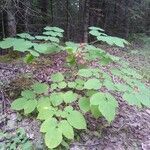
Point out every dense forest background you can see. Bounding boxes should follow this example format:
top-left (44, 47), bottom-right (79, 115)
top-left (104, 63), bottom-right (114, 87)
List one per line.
top-left (0, 0), bottom-right (150, 42)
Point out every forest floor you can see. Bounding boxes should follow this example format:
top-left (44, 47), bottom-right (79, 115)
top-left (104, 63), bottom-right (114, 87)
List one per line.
top-left (0, 42), bottom-right (150, 150)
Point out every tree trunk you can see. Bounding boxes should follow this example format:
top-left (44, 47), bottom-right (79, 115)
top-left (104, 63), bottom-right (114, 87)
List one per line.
top-left (6, 0), bottom-right (17, 37)
top-left (83, 0), bottom-right (90, 43)
top-left (50, 0), bottom-right (53, 25)
top-left (78, 0), bottom-right (85, 42)
top-left (39, 0), bottom-right (48, 27)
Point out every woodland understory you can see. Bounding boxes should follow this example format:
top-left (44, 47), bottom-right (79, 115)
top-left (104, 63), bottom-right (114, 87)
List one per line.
top-left (0, 0), bottom-right (150, 150)
top-left (0, 40), bottom-right (150, 150)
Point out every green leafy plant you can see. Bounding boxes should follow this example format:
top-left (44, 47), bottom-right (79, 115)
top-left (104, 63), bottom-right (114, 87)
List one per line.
top-left (0, 128), bottom-right (32, 150)
top-left (89, 26), bottom-right (129, 47)
top-left (7, 26), bottom-right (150, 149)
top-left (0, 26), bottom-right (64, 63)
top-left (11, 68), bottom-right (150, 148)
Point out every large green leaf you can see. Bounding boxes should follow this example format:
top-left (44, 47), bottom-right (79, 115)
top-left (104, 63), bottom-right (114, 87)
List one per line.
top-left (32, 83), bottom-right (49, 94)
top-left (51, 73), bottom-right (64, 82)
top-left (90, 93), bottom-right (106, 105)
top-left (0, 38), bottom-right (14, 49)
top-left (50, 92), bottom-right (64, 106)
top-left (63, 91), bottom-right (78, 103)
top-left (37, 97), bottom-right (51, 111)
top-left (58, 81), bottom-right (67, 89)
top-left (123, 92), bottom-right (142, 107)
top-left (37, 107), bottom-right (55, 120)
top-left (13, 40), bottom-right (33, 52)
top-left (67, 111), bottom-right (87, 129)
top-left (21, 90), bottom-right (36, 99)
top-left (24, 99), bottom-right (37, 114)
top-left (79, 97), bottom-right (90, 113)
top-left (98, 93), bottom-right (118, 122)
top-left (78, 69), bottom-right (93, 77)
top-left (90, 92), bottom-right (118, 122)
top-left (45, 127), bottom-right (62, 149)
top-left (11, 98), bottom-right (27, 111)
top-left (84, 78), bottom-right (102, 90)
top-left (40, 118), bottom-right (57, 133)
top-left (58, 120), bottom-right (74, 139)
top-left (90, 105), bottom-right (102, 118)
top-left (17, 33), bottom-right (35, 40)
top-left (68, 82), bottom-right (77, 88)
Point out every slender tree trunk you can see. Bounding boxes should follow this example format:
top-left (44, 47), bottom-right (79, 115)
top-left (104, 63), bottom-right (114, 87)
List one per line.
top-left (24, 0), bottom-right (31, 32)
top-left (50, 0), bottom-right (53, 25)
top-left (83, 0), bottom-right (90, 43)
top-left (6, 0), bottom-right (17, 37)
top-left (125, 0), bottom-right (130, 38)
top-left (78, 0), bottom-right (85, 42)
top-left (65, 0), bottom-right (69, 40)
top-left (40, 0), bottom-right (48, 26)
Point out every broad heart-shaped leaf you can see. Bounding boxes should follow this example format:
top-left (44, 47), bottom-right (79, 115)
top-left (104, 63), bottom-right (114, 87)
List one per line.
top-left (21, 90), bottom-right (36, 100)
top-left (11, 98), bottom-right (27, 111)
top-left (58, 120), bottom-right (74, 140)
top-left (32, 82), bottom-right (49, 94)
top-left (90, 92), bottom-right (118, 122)
top-left (45, 127), bottom-right (63, 149)
top-left (77, 69), bottom-right (93, 77)
top-left (63, 91), bottom-right (78, 103)
top-left (24, 99), bottom-right (37, 114)
top-left (50, 92), bottom-right (64, 106)
top-left (90, 93), bottom-right (106, 105)
top-left (79, 97), bottom-right (90, 113)
top-left (84, 78), bottom-right (102, 90)
top-left (67, 111), bottom-right (87, 129)
top-left (99, 93), bottom-right (118, 122)
top-left (40, 118), bottom-right (57, 133)
top-left (51, 72), bottom-right (64, 82)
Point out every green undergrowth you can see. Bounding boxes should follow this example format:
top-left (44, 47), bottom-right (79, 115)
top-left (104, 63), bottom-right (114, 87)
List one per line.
top-left (0, 128), bottom-right (32, 150)
top-left (0, 26), bottom-right (150, 149)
